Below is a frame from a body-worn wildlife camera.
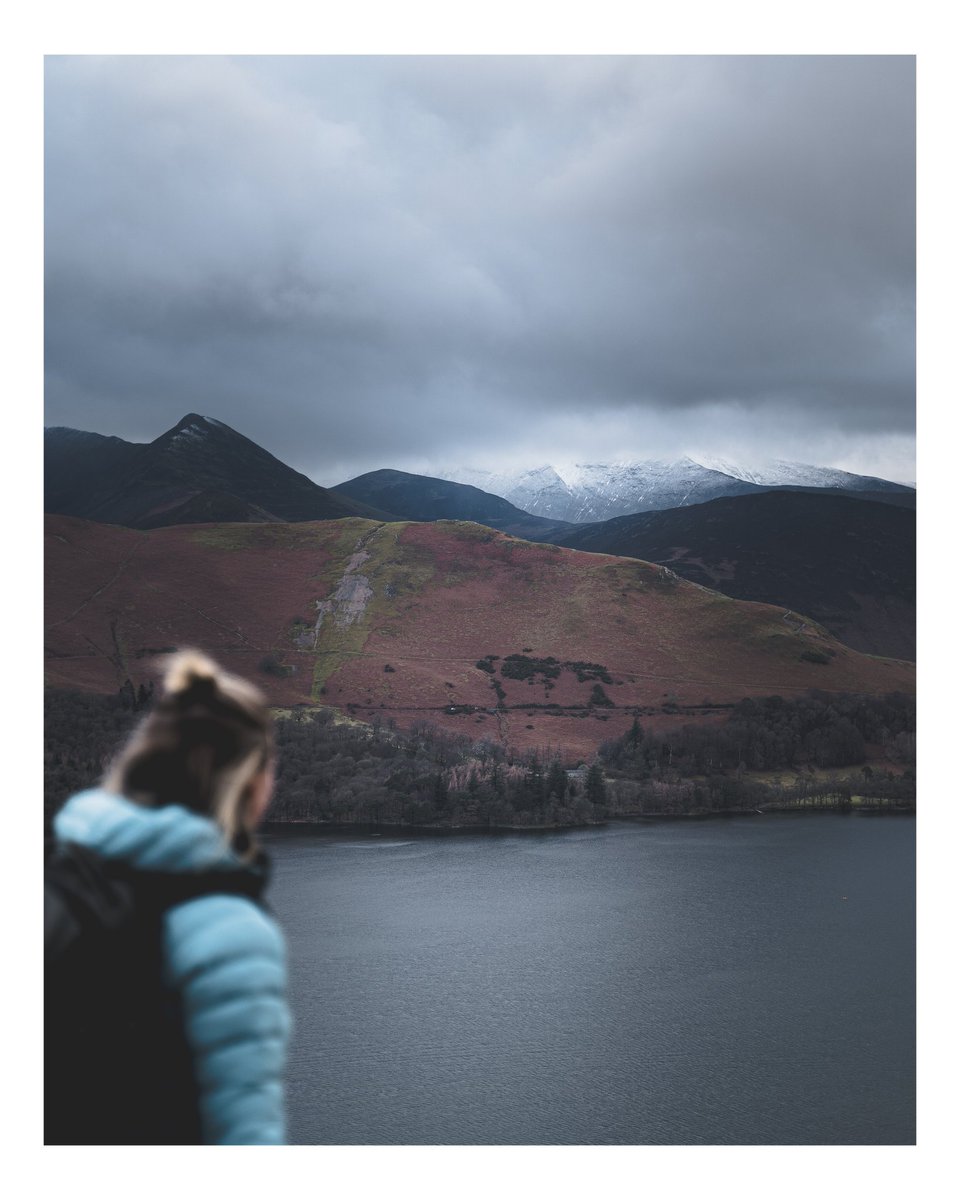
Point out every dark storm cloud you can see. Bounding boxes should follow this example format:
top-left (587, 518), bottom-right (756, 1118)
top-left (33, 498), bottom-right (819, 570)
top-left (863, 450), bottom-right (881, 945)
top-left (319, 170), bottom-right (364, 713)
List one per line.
top-left (44, 55), bottom-right (915, 482)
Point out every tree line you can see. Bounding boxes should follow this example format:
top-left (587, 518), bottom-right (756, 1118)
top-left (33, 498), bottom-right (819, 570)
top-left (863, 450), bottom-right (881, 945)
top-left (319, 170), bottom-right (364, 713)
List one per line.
top-left (44, 684), bottom-right (915, 830)
top-left (597, 690), bottom-right (915, 815)
top-left (43, 686), bottom-right (605, 830)
top-left (267, 709), bottom-right (605, 828)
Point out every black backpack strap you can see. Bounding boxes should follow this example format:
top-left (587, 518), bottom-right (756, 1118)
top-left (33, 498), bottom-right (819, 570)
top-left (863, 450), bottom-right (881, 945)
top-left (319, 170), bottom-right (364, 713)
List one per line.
top-left (100, 851), bottom-right (270, 912)
top-left (46, 844), bottom-right (270, 957)
top-left (140, 865), bottom-right (268, 909)
top-left (45, 843), bottom-right (138, 966)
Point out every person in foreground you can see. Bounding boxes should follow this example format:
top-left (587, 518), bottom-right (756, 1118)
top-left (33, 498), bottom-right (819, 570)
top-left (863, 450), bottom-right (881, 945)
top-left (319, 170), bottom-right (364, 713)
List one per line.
top-left (46, 650), bottom-right (290, 1145)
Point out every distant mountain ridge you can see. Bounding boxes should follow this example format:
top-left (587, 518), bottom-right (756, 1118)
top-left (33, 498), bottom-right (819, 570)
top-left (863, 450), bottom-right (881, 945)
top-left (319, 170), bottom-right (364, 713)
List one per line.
top-left (45, 428), bottom-right (144, 515)
top-left (691, 455), bottom-right (915, 491)
top-left (557, 490), bottom-right (915, 660)
top-left (46, 415), bottom-right (914, 532)
top-left (45, 414), bottom-right (390, 527)
top-left (439, 457), bottom-right (913, 522)
top-left (331, 469), bottom-right (573, 541)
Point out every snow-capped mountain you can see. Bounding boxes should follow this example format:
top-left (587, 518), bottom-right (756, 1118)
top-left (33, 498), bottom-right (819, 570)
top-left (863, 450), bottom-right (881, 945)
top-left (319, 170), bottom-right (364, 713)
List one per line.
top-left (439, 457), bottom-right (913, 523)
top-left (443, 465), bottom-right (581, 522)
top-left (439, 458), bottom-right (763, 522)
top-left (690, 455), bottom-right (913, 493)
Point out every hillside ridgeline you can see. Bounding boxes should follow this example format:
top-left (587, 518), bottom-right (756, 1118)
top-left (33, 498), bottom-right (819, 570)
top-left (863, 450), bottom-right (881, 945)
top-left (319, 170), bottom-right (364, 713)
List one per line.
top-left (557, 490), bottom-right (915, 660)
top-left (46, 513), bottom-right (915, 758)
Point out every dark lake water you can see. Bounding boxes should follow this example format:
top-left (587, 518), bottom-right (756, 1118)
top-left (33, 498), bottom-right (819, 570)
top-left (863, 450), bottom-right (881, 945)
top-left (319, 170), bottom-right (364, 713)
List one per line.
top-left (263, 814), bottom-right (915, 1145)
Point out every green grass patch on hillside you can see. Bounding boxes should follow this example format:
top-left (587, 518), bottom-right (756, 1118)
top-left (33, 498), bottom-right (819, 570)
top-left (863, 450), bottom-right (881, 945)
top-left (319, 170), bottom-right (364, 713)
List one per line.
top-left (269, 703), bottom-right (370, 729)
top-left (189, 522), bottom-right (330, 552)
top-left (434, 520), bottom-right (500, 542)
top-left (310, 522), bottom-right (436, 696)
top-left (305, 519), bottom-right (384, 575)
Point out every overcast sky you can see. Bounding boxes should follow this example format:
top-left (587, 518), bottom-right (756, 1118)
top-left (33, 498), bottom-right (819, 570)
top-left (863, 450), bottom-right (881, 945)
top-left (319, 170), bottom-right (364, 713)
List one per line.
top-left (44, 55), bottom-right (915, 484)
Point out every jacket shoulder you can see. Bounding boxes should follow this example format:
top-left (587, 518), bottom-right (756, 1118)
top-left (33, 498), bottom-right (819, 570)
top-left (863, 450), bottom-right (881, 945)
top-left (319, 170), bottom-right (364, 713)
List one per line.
top-left (163, 894), bottom-right (285, 986)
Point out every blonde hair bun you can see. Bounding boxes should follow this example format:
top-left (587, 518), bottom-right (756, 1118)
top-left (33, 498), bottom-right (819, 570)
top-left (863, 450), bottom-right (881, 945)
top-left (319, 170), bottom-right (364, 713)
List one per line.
top-left (163, 649), bottom-right (220, 696)
top-left (104, 649), bottom-right (273, 857)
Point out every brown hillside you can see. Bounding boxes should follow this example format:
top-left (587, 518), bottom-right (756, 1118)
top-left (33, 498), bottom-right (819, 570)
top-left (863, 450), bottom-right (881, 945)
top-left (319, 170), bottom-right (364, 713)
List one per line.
top-left (45, 515), bottom-right (914, 759)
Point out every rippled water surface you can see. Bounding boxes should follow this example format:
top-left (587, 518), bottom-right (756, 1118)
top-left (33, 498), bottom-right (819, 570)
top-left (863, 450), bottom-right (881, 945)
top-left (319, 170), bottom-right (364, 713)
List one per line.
top-left (264, 815), bottom-right (915, 1144)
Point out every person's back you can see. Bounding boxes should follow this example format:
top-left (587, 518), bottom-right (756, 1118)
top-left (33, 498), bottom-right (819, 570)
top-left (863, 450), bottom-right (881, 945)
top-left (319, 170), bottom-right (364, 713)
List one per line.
top-left (45, 651), bottom-right (290, 1145)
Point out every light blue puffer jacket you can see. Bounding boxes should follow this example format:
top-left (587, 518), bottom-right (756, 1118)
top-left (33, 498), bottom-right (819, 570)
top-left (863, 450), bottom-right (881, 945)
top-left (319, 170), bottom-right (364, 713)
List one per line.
top-left (54, 788), bottom-right (291, 1145)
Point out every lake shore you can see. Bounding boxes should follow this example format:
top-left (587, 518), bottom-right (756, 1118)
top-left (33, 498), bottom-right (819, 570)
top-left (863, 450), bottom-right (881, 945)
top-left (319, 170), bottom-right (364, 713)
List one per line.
top-left (263, 802), bottom-right (915, 839)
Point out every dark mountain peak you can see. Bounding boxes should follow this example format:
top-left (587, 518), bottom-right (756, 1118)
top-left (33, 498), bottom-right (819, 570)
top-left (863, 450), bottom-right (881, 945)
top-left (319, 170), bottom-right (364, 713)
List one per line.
top-left (172, 412), bottom-right (222, 430)
top-left (46, 411), bottom-right (393, 527)
top-left (344, 467), bottom-right (490, 492)
top-left (153, 414), bottom-right (293, 472)
top-left (160, 413), bottom-right (235, 445)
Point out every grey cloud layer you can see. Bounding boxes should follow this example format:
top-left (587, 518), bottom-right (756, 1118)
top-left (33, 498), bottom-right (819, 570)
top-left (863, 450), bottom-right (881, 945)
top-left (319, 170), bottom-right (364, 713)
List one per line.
top-left (44, 55), bottom-right (915, 481)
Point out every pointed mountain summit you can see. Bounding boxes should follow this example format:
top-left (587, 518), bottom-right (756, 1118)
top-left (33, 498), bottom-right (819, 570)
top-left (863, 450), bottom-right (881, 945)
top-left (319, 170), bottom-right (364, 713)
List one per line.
top-left (44, 413), bottom-right (390, 528)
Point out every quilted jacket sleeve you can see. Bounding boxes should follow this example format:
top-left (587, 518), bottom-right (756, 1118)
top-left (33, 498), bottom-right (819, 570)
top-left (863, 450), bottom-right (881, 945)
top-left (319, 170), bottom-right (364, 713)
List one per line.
top-left (163, 895), bottom-right (291, 1145)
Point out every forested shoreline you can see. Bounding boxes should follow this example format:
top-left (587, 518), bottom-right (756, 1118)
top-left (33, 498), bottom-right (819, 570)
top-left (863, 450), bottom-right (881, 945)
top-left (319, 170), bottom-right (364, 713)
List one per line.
top-left (45, 684), bottom-right (915, 831)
